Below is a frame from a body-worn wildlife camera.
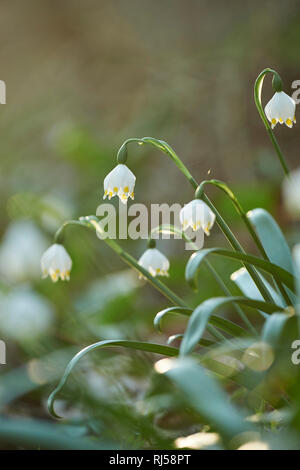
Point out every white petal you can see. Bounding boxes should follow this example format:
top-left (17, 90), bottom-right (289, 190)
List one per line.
top-left (103, 164), bottom-right (136, 202)
top-left (41, 244), bottom-right (72, 281)
top-left (265, 91), bottom-right (295, 126)
top-left (180, 199), bottom-right (215, 234)
top-left (138, 248), bottom-right (170, 276)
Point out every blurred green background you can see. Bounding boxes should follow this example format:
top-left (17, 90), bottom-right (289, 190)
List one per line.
top-left (0, 0), bottom-right (299, 449)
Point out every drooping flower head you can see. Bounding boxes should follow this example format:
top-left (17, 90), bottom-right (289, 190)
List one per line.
top-left (41, 243), bottom-right (72, 282)
top-left (282, 167), bottom-right (300, 219)
top-left (103, 164), bottom-right (136, 204)
top-left (138, 248), bottom-right (170, 277)
top-left (180, 199), bottom-right (216, 235)
top-left (265, 91), bottom-right (296, 129)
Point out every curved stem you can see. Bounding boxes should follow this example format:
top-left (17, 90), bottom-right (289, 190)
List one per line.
top-left (54, 221), bottom-right (83, 244)
top-left (54, 218), bottom-right (227, 341)
top-left (57, 217), bottom-right (186, 307)
top-left (204, 260), bottom-right (257, 336)
top-left (151, 224), bottom-right (258, 335)
top-left (124, 137), bottom-right (274, 303)
top-left (196, 179), bottom-right (291, 306)
top-left (254, 68), bottom-right (290, 177)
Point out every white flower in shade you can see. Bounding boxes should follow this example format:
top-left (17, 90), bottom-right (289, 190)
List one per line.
top-left (103, 164), bottom-right (136, 204)
top-left (41, 243), bottom-right (72, 282)
top-left (0, 220), bottom-right (48, 282)
top-left (180, 199), bottom-right (216, 235)
top-left (265, 91), bottom-right (296, 129)
top-left (138, 248), bottom-right (170, 277)
top-left (282, 167), bottom-right (300, 219)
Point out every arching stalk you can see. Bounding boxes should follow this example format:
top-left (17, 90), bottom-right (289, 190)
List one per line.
top-left (254, 68), bottom-right (290, 177)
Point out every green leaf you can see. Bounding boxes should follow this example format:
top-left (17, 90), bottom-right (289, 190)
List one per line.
top-left (0, 347), bottom-right (78, 408)
top-left (161, 358), bottom-right (253, 439)
top-left (154, 306), bottom-right (250, 338)
top-left (167, 333), bottom-right (215, 348)
top-left (247, 209), bottom-right (293, 274)
top-left (154, 307), bottom-right (192, 332)
top-left (231, 267), bottom-right (285, 316)
top-left (262, 312), bottom-right (290, 347)
top-left (180, 296), bottom-right (284, 356)
top-left (48, 340), bottom-right (179, 418)
top-left (0, 417), bottom-right (116, 450)
top-left (185, 248), bottom-right (295, 292)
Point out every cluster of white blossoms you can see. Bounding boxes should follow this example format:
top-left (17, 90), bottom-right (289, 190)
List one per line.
top-left (136, 200), bottom-right (215, 277)
top-left (265, 91), bottom-right (296, 129)
top-left (41, 148), bottom-right (217, 282)
top-left (103, 164), bottom-right (136, 204)
top-left (41, 243), bottom-right (72, 282)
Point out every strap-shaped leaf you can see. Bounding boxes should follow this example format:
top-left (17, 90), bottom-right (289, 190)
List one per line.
top-left (48, 340), bottom-right (179, 418)
top-left (162, 358), bottom-right (253, 439)
top-left (185, 248), bottom-right (296, 292)
top-left (154, 307), bottom-right (191, 331)
top-left (180, 296), bottom-right (284, 356)
top-left (247, 208), bottom-right (294, 274)
top-left (154, 306), bottom-right (249, 337)
top-left (0, 417), bottom-right (116, 450)
top-left (231, 267), bottom-right (284, 316)
top-left (167, 333), bottom-right (215, 348)
top-left (262, 312), bottom-right (290, 347)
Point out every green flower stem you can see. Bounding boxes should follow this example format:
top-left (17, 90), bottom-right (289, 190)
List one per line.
top-left (122, 137), bottom-right (274, 303)
top-left (195, 180), bottom-right (268, 258)
top-left (55, 218), bottom-right (228, 341)
top-left (254, 68), bottom-right (290, 177)
top-left (195, 179), bottom-right (291, 306)
top-left (181, 230), bottom-right (257, 335)
top-left (150, 225), bottom-right (257, 335)
top-left (204, 259), bottom-right (258, 336)
top-left (201, 195), bottom-right (273, 303)
top-left (54, 220), bottom-right (83, 244)
top-left (55, 218), bottom-right (186, 307)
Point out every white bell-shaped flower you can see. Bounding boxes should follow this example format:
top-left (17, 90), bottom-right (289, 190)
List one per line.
top-left (138, 248), bottom-right (170, 277)
top-left (180, 199), bottom-right (216, 235)
top-left (103, 164), bottom-right (136, 204)
top-left (41, 243), bottom-right (72, 282)
top-left (264, 91), bottom-right (296, 129)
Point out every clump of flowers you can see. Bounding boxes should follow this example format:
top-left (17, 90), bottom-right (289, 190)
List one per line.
top-left (41, 69), bottom-right (300, 452)
top-left (103, 164), bottom-right (136, 203)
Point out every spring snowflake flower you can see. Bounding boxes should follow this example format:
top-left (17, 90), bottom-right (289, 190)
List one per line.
top-left (180, 199), bottom-right (216, 235)
top-left (264, 91), bottom-right (296, 129)
top-left (138, 248), bottom-right (170, 277)
top-left (103, 164), bottom-right (136, 204)
top-left (41, 243), bottom-right (72, 282)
